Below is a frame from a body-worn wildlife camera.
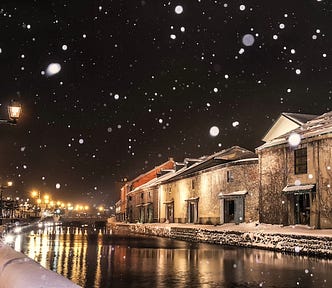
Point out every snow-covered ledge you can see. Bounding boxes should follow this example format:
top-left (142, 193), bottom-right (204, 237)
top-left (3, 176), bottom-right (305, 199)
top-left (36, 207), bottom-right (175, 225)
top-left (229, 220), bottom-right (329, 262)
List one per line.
top-left (0, 243), bottom-right (81, 288)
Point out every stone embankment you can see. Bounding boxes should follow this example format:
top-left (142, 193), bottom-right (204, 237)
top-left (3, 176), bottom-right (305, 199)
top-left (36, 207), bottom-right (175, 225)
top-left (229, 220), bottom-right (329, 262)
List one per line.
top-left (112, 222), bottom-right (332, 258)
top-left (0, 241), bottom-right (81, 288)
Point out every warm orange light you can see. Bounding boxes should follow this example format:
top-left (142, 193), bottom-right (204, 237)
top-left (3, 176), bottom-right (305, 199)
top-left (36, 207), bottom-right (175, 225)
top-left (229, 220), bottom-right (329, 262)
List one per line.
top-left (43, 195), bottom-right (50, 204)
top-left (31, 190), bottom-right (39, 198)
top-left (8, 101), bottom-right (22, 120)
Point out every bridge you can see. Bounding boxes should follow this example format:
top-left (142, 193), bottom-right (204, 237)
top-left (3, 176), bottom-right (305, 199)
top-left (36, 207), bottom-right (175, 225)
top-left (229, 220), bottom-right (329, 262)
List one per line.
top-left (59, 215), bottom-right (109, 228)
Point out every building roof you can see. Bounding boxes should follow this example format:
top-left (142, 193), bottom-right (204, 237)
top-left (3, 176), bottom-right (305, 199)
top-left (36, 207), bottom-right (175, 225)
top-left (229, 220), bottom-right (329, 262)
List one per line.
top-left (160, 146), bottom-right (257, 183)
top-left (127, 169), bottom-right (176, 195)
top-left (127, 158), bottom-right (175, 190)
top-left (262, 112), bottom-right (317, 142)
top-left (258, 111), bottom-right (332, 150)
top-left (125, 146), bottom-right (257, 194)
top-left (283, 113), bottom-right (317, 125)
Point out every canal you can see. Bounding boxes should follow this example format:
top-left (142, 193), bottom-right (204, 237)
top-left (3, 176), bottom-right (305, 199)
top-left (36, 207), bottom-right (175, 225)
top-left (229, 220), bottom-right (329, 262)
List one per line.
top-left (9, 224), bottom-right (332, 288)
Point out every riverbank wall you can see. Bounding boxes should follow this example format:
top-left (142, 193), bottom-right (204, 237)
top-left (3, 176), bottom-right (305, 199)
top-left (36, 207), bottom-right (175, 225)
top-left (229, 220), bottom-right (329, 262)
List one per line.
top-left (112, 222), bottom-right (332, 258)
top-left (0, 241), bottom-right (81, 288)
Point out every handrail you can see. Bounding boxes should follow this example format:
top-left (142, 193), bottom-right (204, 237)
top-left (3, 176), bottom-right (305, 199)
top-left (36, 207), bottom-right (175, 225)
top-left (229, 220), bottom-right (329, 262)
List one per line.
top-left (0, 243), bottom-right (81, 288)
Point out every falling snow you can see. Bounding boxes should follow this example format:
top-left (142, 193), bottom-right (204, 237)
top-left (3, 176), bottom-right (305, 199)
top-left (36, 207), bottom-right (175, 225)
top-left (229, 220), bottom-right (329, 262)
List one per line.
top-left (242, 34), bottom-right (255, 46)
top-left (288, 133), bottom-right (302, 147)
top-left (175, 5), bottom-right (183, 15)
top-left (209, 126), bottom-right (220, 137)
top-left (0, 0), bottom-right (330, 207)
top-left (45, 63), bottom-right (61, 76)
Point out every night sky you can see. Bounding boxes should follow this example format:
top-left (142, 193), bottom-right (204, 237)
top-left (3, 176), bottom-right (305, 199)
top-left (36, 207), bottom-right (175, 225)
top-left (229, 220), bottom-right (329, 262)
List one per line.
top-left (0, 0), bottom-right (331, 205)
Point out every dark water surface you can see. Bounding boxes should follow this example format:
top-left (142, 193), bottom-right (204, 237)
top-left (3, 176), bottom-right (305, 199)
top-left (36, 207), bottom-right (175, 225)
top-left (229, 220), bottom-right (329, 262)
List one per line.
top-left (11, 225), bottom-right (332, 288)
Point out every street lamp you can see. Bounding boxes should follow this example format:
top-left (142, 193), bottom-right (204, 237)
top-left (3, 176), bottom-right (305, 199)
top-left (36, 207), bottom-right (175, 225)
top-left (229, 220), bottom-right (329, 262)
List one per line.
top-left (0, 101), bottom-right (22, 124)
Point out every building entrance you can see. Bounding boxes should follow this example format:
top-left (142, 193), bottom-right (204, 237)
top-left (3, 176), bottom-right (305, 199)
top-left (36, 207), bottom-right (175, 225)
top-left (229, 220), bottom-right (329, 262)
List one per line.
top-left (294, 193), bottom-right (310, 225)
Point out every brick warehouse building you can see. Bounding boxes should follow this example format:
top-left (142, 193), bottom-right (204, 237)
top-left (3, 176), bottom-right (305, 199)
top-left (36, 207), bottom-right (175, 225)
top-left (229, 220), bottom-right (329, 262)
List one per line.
top-left (257, 112), bottom-right (332, 228)
top-left (116, 111), bottom-right (332, 229)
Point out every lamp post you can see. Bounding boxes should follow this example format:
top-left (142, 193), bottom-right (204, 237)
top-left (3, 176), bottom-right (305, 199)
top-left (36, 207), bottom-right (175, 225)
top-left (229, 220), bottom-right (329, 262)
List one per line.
top-left (0, 101), bottom-right (22, 125)
top-left (0, 101), bottom-right (21, 224)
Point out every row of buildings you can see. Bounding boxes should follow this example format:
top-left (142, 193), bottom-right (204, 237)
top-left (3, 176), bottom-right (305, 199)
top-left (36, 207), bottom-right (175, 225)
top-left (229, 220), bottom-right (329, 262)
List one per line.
top-left (115, 111), bottom-right (332, 229)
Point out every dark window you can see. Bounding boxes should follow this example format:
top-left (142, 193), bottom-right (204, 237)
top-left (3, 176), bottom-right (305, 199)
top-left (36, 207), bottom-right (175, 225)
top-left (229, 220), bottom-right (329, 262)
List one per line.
top-left (227, 171), bottom-right (234, 182)
top-left (191, 179), bottom-right (195, 190)
top-left (294, 148), bottom-right (307, 174)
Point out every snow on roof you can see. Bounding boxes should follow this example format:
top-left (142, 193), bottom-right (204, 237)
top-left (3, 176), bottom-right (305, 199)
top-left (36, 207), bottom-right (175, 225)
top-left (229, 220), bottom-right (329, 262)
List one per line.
top-left (282, 184), bottom-right (315, 193)
top-left (258, 111), bottom-right (332, 150)
top-left (283, 112), bottom-right (317, 125)
top-left (218, 190), bottom-right (247, 198)
top-left (128, 158), bottom-right (175, 184)
top-left (127, 169), bottom-right (176, 194)
top-left (262, 112), bottom-right (317, 143)
top-left (126, 147), bottom-right (257, 192)
top-left (160, 146), bottom-right (256, 183)
top-left (229, 157), bottom-right (258, 164)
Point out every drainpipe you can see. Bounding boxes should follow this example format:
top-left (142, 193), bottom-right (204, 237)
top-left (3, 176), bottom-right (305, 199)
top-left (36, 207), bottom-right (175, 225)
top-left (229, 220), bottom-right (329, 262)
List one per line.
top-left (284, 146), bottom-right (288, 225)
top-left (317, 141), bottom-right (321, 229)
top-left (258, 150), bottom-right (263, 223)
top-left (158, 187), bottom-right (160, 223)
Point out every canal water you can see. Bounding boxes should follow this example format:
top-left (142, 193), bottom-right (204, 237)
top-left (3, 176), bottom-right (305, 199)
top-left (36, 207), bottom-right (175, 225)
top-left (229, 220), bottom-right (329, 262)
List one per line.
top-left (10, 225), bottom-right (332, 288)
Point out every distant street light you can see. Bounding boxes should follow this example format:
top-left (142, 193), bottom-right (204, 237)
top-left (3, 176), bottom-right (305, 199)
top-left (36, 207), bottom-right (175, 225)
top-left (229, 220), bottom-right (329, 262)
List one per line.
top-left (31, 190), bottom-right (41, 217)
top-left (0, 181), bottom-right (13, 224)
top-left (0, 101), bottom-right (22, 124)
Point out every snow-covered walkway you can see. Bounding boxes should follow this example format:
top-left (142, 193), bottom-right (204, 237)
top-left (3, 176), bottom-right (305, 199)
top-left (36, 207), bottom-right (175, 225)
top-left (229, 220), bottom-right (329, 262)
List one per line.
top-left (113, 222), bottom-right (332, 258)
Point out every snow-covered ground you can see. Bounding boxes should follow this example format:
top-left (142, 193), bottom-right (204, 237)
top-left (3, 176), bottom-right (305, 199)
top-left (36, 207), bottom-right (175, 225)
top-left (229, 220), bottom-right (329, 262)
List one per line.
top-left (113, 222), bottom-right (332, 258)
top-left (185, 221), bottom-right (332, 237)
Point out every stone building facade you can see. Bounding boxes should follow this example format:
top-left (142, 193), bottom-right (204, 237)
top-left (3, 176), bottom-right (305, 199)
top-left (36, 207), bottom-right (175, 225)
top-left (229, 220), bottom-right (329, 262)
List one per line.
top-left (116, 111), bottom-right (332, 229)
top-left (159, 147), bottom-right (259, 225)
top-left (116, 159), bottom-right (175, 223)
top-left (257, 112), bottom-right (332, 228)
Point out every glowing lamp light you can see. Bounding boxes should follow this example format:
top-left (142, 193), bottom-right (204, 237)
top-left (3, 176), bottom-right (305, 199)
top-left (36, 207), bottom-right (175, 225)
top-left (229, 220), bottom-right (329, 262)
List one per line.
top-left (288, 133), bottom-right (301, 147)
top-left (8, 101), bottom-right (22, 122)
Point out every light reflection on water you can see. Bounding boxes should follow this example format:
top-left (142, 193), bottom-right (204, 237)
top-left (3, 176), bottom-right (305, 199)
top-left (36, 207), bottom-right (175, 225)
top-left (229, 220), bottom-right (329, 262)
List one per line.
top-left (12, 225), bottom-right (332, 288)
